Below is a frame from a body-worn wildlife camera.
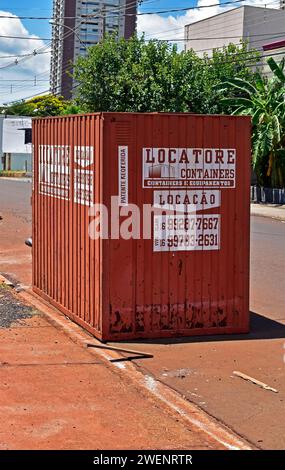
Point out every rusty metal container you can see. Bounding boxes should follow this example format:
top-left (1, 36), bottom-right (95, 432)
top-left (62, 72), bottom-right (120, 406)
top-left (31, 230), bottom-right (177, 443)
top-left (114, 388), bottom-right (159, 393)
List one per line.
top-left (32, 113), bottom-right (251, 341)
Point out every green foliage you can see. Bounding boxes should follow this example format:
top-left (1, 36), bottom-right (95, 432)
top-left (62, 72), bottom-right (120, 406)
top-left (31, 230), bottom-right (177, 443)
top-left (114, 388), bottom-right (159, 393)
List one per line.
top-left (73, 35), bottom-right (260, 115)
top-left (1, 95), bottom-right (69, 117)
top-left (0, 170), bottom-right (26, 177)
top-left (62, 103), bottom-right (83, 115)
top-left (217, 58), bottom-right (285, 188)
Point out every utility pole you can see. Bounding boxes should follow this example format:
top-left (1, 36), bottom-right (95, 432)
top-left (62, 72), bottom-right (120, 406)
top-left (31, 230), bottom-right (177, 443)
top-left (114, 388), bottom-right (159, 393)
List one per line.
top-left (101, 6), bottom-right (106, 38)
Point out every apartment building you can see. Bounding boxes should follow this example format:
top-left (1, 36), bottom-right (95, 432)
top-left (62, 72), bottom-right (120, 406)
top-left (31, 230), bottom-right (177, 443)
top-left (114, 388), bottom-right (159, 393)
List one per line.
top-left (50, 0), bottom-right (138, 99)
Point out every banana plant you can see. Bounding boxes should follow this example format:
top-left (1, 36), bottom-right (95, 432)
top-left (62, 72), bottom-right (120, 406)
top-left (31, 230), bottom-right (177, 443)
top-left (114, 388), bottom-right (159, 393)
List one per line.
top-left (215, 58), bottom-right (285, 188)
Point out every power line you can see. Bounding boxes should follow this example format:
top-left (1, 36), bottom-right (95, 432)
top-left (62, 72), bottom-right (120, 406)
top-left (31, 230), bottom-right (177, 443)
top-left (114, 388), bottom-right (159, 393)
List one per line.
top-left (9, 46), bottom-right (282, 103)
top-left (0, 0), bottom-right (252, 76)
top-left (0, 1), bottom-right (250, 20)
top-left (49, 0), bottom-right (143, 94)
top-left (151, 32), bottom-right (285, 41)
top-left (3, 1), bottom-right (284, 101)
top-left (0, 0), bottom-right (142, 100)
top-left (0, 79), bottom-right (49, 82)
top-left (51, 36), bottom-right (285, 97)
top-left (144, 2), bottom-right (282, 39)
top-left (193, 48), bottom-right (285, 66)
top-left (63, 50), bottom-right (285, 94)
top-left (187, 38), bottom-right (285, 55)
top-left (0, 2), bottom-right (280, 43)
top-left (0, 0), bottom-right (140, 74)
top-left (0, 0), bottom-right (274, 24)
top-left (0, 51), bottom-right (50, 59)
top-left (0, 34), bottom-right (51, 40)
top-left (0, 85), bottom-right (49, 96)
top-left (136, 0), bottom-right (261, 15)
top-left (3, 89), bottom-right (50, 105)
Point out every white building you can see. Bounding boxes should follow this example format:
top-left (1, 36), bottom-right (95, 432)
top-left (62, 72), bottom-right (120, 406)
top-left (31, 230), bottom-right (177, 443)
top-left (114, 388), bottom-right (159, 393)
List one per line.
top-left (262, 39), bottom-right (285, 77)
top-left (185, 6), bottom-right (285, 57)
top-left (0, 117), bottom-right (32, 173)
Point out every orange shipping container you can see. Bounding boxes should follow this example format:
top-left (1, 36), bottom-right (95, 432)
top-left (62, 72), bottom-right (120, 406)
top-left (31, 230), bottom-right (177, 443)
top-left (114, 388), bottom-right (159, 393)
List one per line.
top-left (32, 113), bottom-right (251, 341)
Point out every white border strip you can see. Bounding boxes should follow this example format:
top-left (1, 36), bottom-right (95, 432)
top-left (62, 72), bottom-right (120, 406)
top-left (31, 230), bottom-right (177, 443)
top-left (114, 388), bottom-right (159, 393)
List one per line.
top-left (119, 145), bottom-right (129, 206)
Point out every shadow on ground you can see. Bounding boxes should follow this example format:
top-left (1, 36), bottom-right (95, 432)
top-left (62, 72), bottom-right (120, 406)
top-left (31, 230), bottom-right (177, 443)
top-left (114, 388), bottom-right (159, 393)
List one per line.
top-left (117, 312), bottom-right (285, 346)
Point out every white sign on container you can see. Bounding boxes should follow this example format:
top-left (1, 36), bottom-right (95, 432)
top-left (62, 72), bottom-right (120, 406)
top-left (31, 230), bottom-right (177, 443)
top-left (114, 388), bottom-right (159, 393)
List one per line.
top-left (153, 214), bottom-right (221, 252)
top-left (118, 146), bottom-right (129, 206)
top-left (74, 146), bottom-right (94, 168)
top-left (153, 190), bottom-right (221, 213)
top-left (39, 145), bottom-right (70, 200)
top-left (143, 148), bottom-right (236, 188)
top-left (74, 169), bottom-right (94, 206)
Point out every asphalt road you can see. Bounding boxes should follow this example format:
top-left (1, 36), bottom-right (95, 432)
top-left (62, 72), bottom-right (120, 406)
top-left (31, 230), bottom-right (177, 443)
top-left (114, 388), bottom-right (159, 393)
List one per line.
top-left (251, 216), bottom-right (285, 322)
top-left (126, 216), bottom-right (285, 449)
top-left (0, 178), bottom-right (32, 220)
top-left (0, 178), bottom-right (32, 286)
top-left (0, 178), bottom-right (284, 320)
top-left (1, 178), bottom-right (285, 449)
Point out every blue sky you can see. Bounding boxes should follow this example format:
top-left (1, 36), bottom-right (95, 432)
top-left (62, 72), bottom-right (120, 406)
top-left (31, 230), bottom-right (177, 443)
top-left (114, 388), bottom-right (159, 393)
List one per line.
top-left (0, 0), bottom-right (202, 39)
top-left (0, 0), bottom-right (272, 104)
top-left (0, 0), bottom-right (53, 37)
top-left (3, 0), bottom-right (201, 37)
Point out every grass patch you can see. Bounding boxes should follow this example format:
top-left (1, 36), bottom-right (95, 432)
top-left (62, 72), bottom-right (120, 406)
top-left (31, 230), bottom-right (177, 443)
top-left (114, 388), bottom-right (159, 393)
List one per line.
top-left (0, 282), bottom-right (11, 291)
top-left (0, 170), bottom-right (27, 177)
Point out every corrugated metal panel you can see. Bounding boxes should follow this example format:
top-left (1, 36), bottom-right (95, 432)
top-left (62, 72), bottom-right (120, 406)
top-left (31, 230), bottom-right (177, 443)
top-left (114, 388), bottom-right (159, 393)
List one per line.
top-left (33, 114), bottom-right (103, 338)
top-left (33, 112), bottom-right (251, 342)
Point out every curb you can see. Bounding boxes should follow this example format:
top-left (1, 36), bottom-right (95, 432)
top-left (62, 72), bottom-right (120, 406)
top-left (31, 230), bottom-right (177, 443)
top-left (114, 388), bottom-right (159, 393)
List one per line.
top-left (17, 287), bottom-right (253, 451)
top-left (0, 176), bottom-right (32, 183)
top-left (251, 205), bottom-right (285, 222)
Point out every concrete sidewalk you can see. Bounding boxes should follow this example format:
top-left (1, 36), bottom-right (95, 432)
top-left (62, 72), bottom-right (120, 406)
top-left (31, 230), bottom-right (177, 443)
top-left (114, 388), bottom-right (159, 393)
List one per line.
top-left (0, 283), bottom-right (232, 450)
top-left (251, 203), bottom-right (285, 221)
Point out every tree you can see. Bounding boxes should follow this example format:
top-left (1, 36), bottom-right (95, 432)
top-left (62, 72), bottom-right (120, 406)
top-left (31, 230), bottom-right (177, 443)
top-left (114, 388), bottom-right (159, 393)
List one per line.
top-left (73, 35), bottom-right (187, 112)
top-left (62, 103), bottom-right (82, 115)
top-left (73, 35), bottom-right (260, 114)
top-left (216, 58), bottom-right (285, 188)
top-left (1, 95), bottom-right (69, 117)
top-left (184, 42), bottom-right (261, 115)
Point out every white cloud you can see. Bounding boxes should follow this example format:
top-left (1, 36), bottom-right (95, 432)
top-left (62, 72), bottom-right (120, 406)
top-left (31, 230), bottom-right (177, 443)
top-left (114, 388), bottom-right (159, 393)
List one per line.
top-left (0, 2), bottom-right (281, 105)
top-left (137, 0), bottom-right (280, 44)
top-left (0, 11), bottom-right (51, 106)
